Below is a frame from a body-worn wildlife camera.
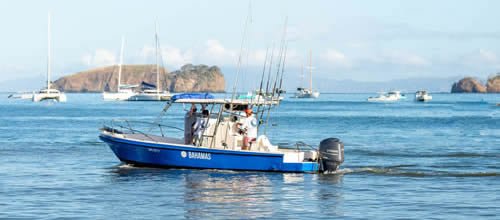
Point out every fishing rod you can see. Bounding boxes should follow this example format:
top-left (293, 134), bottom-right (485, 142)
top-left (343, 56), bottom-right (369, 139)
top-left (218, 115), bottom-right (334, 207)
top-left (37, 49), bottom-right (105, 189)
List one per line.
top-left (264, 43), bottom-right (275, 99)
top-left (260, 43), bottom-right (275, 124)
top-left (230, 2), bottom-right (252, 104)
top-left (256, 47), bottom-right (269, 126)
top-left (277, 42), bottom-right (288, 100)
top-left (272, 17), bottom-right (288, 99)
top-left (263, 18), bottom-right (288, 134)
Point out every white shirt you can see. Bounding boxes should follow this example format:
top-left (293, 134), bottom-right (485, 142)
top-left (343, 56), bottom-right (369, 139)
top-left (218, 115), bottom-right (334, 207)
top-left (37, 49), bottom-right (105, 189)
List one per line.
top-left (244, 115), bottom-right (258, 138)
top-left (193, 117), bottom-right (209, 136)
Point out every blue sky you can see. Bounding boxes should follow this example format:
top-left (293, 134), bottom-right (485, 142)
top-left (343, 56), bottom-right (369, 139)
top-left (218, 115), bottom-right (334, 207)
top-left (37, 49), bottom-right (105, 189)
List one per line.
top-left (1, 0), bottom-right (499, 89)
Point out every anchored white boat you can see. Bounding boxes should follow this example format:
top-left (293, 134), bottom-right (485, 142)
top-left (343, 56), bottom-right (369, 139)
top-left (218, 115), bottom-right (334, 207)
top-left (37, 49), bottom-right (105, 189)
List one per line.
top-left (128, 23), bottom-right (171, 101)
top-left (294, 50), bottom-right (319, 98)
top-left (367, 91), bottom-right (404, 102)
top-left (32, 13), bottom-right (66, 103)
top-left (103, 37), bottom-right (138, 101)
top-left (415, 90), bottom-right (432, 102)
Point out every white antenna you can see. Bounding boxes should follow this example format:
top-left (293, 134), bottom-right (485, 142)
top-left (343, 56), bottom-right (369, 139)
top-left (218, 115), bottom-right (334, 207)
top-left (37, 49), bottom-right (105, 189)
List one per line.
top-left (47, 12), bottom-right (51, 90)
top-left (155, 21), bottom-right (160, 96)
top-left (118, 36), bottom-right (125, 91)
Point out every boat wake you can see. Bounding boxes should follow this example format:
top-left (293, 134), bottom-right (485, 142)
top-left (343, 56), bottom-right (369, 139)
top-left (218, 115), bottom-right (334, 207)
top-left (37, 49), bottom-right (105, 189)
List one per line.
top-left (349, 149), bottom-right (499, 158)
top-left (338, 165), bottom-right (499, 177)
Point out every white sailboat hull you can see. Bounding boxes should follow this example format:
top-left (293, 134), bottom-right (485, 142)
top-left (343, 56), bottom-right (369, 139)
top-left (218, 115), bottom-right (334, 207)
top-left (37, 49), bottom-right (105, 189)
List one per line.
top-left (128, 92), bottom-right (172, 101)
top-left (32, 93), bottom-right (66, 102)
top-left (294, 90), bottom-right (320, 98)
top-left (103, 90), bottom-right (136, 101)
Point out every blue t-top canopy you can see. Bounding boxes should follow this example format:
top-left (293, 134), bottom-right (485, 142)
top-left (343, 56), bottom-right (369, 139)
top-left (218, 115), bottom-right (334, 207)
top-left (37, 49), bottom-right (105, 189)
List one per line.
top-left (171, 93), bottom-right (215, 102)
top-left (141, 81), bottom-right (157, 89)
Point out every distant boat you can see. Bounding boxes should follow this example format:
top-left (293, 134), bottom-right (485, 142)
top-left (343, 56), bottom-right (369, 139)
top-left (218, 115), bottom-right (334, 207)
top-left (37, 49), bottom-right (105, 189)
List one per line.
top-left (32, 13), bottom-right (66, 102)
top-left (294, 50), bottom-right (319, 98)
top-left (367, 90), bottom-right (404, 102)
top-left (102, 37), bottom-right (138, 101)
top-left (415, 90), bottom-right (432, 102)
top-left (127, 22), bottom-right (171, 101)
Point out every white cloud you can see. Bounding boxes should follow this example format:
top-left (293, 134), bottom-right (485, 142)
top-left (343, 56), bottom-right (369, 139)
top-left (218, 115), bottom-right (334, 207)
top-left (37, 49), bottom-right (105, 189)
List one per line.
top-left (322, 49), bottom-right (352, 68)
top-left (82, 49), bottom-right (117, 67)
top-left (140, 39), bottom-right (297, 69)
top-left (200, 39), bottom-right (238, 65)
top-left (461, 48), bottom-right (500, 70)
top-left (478, 49), bottom-right (497, 63)
top-left (141, 45), bottom-right (194, 70)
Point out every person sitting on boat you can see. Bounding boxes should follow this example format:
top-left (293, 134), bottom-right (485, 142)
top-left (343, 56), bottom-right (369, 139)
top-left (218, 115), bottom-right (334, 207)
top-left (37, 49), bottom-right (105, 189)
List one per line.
top-left (184, 104), bottom-right (197, 144)
top-left (239, 108), bottom-right (258, 150)
top-left (192, 109), bottom-right (210, 145)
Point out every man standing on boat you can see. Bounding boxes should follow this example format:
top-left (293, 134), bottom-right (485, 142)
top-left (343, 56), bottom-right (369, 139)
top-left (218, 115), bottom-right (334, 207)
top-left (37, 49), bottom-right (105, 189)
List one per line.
top-left (184, 104), bottom-right (197, 144)
top-left (193, 109), bottom-right (210, 145)
top-left (242, 108), bottom-right (258, 150)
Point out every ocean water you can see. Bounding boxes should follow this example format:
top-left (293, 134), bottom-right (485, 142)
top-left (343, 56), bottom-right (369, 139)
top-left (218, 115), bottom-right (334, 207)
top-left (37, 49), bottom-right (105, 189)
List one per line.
top-left (0, 93), bottom-right (498, 219)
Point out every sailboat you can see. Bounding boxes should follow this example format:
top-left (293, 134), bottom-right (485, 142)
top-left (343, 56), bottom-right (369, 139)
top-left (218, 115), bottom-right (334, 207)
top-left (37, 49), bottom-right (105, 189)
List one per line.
top-left (128, 23), bottom-right (171, 101)
top-left (32, 13), bottom-right (66, 102)
top-left (294, 50), bottom-right (319, 98)
top-left (102, 37), bottom-right (138, 101)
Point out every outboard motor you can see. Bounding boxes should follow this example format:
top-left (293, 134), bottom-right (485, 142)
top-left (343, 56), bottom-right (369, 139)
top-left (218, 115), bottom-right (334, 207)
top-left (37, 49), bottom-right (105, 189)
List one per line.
top-left (318, 138), bottom-right (344, 173)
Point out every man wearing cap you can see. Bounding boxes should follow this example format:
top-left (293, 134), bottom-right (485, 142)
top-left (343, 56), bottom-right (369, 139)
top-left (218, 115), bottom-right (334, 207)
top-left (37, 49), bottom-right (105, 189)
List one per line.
top-left (242, 108), bottom-right (258, 150)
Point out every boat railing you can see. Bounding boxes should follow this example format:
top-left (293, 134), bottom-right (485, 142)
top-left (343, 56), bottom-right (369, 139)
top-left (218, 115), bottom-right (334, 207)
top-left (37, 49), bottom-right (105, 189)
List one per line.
top-left (294, 141), bottom-right (318, 151)
top-left (105, 119), bottom-right (183, 139)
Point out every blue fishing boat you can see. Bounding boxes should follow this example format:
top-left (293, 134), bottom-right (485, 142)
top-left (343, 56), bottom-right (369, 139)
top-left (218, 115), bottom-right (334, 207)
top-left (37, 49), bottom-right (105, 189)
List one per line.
top-left (99, 93), bottom-right (344, 173)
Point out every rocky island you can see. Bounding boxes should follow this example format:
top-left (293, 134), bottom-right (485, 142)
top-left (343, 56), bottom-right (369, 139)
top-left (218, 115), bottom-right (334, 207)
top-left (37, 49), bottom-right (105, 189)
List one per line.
top-left (53, 64), bottom-right (225, 93)
top-left (451, 74), bottom-right (500, 93)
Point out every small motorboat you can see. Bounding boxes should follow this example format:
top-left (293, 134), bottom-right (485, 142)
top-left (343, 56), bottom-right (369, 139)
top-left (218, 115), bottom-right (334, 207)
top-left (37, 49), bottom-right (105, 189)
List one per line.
top-left (99, 93), bottom-right (344, 173)
top-left (415, 90), bottom-right (432, 102)
top-left (367, 91), bottom-right (404, 102)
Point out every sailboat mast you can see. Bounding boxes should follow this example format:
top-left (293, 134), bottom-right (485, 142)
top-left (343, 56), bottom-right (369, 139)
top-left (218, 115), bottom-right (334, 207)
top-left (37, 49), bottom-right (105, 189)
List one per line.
top-left (309, 49), bottom-right (312, 91)
top-left (47, 12), bottom-right (51, 90)
top-left (300, 64), bottom-right (304, 88)
top-left (118, 36), bottom-right (124, 91)
top-left (155, 22), bottom-right (160, 96)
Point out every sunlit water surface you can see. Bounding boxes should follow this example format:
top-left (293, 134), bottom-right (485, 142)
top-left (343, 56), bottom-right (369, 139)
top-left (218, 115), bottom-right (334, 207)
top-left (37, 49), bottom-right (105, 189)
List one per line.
top-left (0, 93), bottom-right (498, 219)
